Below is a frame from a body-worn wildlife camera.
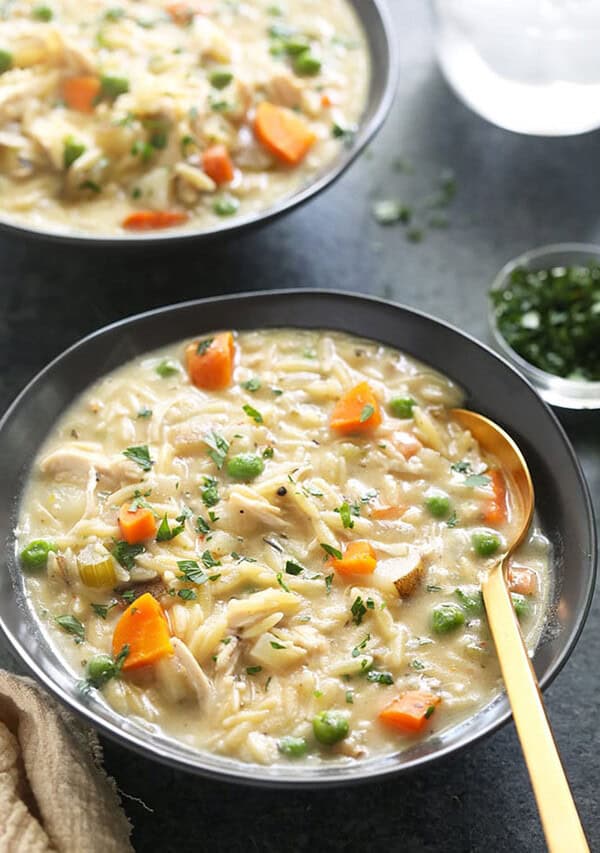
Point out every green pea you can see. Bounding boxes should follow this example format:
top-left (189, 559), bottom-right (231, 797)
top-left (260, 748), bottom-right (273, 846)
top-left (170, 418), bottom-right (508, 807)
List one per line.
top-left (20, 540), bottom-right (57, 571)
top-left (213, 194), bottom-right (240, 216)
top-left (389, 397), bottom-right (415, 419)
top-left (100, 74), bottom-right (130, 98)
top-left (455, 587), bottom-right (484, 615)
top-left (32, 5), bottom-right (53, 20)
top-left (278, 735), bottom-right (308, 757)
top-left (209, 69), bottom-right (233, 89)
top-left (0, 49), bottom-right (12, 74)
top-left (511, 593), bottom-right (531, 621)
top-left (63, 137), bottom-right (86, 168)
top-left (472, 531), bottom-right (501, 557)
top-left (283, 37), bottom-right (310, 55)
top-left (293, 52), bottom-right (321, 76)
top-left (226, 453), bottom-right (264, 481)
top-left (425, 494), bottom-right (450, 518)
top-left (86, 654), bottom-right (116, 687)
top-left (431, 602), bottom-right (465, 634)
top-left (312, 710), bottom-right (349, 745)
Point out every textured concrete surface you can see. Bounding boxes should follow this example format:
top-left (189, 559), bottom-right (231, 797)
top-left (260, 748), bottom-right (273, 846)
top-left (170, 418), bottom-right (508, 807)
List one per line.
top-left (1, 1), bottom-right (598, 850)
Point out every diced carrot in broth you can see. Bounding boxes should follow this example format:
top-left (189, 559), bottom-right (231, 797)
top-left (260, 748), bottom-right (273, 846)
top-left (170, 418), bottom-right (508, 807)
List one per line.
top-left (507, 565), bottom-right (538, 596)
top-left (118, 503), bottom-right (157, 544)
top-left (112, 593), bottom-right (173, 671)
top-left (482, 468), bottom-right (507, 525)
top-left (254, 101), bottom-right (316, 166)
top-left (330, 382), bottom-right (382, 435)
top-left (122, 210), bottom-right (188, 230)
top-left (62, 76), bottom-right (101, 113)
top-left (328, 540), bottom-right (377, 576)
top-left (202, 145), bottom-right (235, 184)
top-left (379, 691), bottom-right (441, 734)
top-left (370, 505), bottom-right (407, 521)
top-left (186, 331), bottom-right (235, 390)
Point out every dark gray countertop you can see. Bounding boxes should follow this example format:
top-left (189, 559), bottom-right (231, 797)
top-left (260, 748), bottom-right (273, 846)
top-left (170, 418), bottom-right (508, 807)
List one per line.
top-left (1, 2), bottom-right (598, 850)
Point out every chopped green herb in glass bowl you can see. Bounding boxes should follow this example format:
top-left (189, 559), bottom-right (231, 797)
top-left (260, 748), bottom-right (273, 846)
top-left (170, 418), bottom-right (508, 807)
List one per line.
top-left (489, 244), bottom-right (600, 410)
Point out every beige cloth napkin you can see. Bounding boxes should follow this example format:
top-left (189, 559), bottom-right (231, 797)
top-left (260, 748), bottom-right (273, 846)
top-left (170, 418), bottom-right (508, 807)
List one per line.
top-left (0, 670), bottom-right (133, 853)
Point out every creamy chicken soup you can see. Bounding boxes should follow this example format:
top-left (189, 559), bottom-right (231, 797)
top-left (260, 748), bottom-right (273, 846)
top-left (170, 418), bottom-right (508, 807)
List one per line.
top-left (17, 330), bottom-right (550, 765)
top-left (0, 0), bottom-right (368, 235)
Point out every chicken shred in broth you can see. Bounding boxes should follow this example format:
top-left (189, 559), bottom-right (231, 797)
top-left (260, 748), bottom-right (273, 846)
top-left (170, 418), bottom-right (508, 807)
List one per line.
top-left (0, 0), bottom-right (368, 235)
top-left (17, 329), bottom-right (550, 765)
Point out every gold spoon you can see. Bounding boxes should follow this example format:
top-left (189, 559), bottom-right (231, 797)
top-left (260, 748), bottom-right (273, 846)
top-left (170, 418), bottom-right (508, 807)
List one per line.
top-left (452, 408), bottom-right (589, 853)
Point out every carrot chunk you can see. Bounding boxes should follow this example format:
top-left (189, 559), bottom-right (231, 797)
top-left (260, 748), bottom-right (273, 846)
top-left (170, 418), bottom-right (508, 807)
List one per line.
top-left (112, 593), bottom-right (173, 671)
top-left (507, 564), bottom-right (538, 596)
top-left (122, 210), bottom-right (188, 231)
top-left (370, 505), bottom-right (406, 521)
top-left (483, 468), bottom-right (507, 525)
top-left (330, 382), bottom-right (382, 435)
top-left (379, 691), bottom-right (441, 734)
top-left (202, 144), bottom-right (235, 184)
top-left (254, 101), bottom-right (316, 166)
top-left (118, 503), bottom-right (157, 545)
top-left (185, 331), bottom-right (235, 390)
top-left (328, 540), bottom-right (377, 576)
top-left (62, 76), bottom-right (101, 113)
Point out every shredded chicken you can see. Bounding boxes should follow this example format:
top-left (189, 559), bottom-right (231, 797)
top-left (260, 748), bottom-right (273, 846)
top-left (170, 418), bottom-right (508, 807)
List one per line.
top-left (172, 638), bottom-right (214, 704)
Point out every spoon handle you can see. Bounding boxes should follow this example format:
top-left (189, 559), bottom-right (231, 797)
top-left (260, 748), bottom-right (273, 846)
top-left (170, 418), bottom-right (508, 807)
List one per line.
top-left (482, 562), bottom-right (589, 853)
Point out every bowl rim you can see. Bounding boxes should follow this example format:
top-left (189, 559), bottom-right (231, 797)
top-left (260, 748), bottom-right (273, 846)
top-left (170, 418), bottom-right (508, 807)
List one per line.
top-left (489, 242), bottom-right (600, 406)
top-left (0, 289), bottom-right (596, 787)
top-left (0, 0), bottom-right (398, 246)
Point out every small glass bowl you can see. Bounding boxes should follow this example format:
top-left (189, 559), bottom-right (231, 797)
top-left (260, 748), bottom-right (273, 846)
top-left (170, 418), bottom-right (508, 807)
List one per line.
top-left (489, 243), bottom-right (600, 410)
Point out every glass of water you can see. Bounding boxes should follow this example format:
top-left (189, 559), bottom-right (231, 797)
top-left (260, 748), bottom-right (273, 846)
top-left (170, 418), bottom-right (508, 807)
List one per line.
top-left (431, 0), bottom-right (600, 136)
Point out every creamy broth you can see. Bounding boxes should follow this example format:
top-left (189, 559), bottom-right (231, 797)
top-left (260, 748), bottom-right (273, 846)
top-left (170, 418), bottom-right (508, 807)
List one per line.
top-left (0, 0), bottom-right (368, 235)
top-left (17, 330), bottom-right (550, 765)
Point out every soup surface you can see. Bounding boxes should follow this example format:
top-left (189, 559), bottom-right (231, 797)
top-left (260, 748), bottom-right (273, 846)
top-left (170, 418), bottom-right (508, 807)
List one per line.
top-left (0, 0), bottom-right (368, 236)
top-left (17, 329), bottom-right (549, 766)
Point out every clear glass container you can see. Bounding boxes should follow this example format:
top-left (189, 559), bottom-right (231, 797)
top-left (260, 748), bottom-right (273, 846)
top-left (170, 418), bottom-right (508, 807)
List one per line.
top-left (489, 243), bottom-right (600, 411)
top-left (431, 1), bottom-right (600, 136)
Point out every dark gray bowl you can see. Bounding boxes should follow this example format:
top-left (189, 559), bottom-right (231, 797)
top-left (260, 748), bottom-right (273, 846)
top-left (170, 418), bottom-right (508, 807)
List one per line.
top-left (0, 0), bottom-right (397, 246)
top-left (0, 290), bottom-right (595, 786)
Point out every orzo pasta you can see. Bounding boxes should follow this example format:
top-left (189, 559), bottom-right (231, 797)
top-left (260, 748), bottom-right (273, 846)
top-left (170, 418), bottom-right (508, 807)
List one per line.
top-left (17, 329), bottom-right (550, 765)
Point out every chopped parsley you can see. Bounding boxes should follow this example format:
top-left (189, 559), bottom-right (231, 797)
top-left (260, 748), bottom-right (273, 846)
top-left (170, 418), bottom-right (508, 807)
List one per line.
top-left (325, 573), bottom-right (334, 595)
top-left (178, 588), bottom-right (197, 601)
top-left (262, 447), bottom-right (274, 459)
top-left (137, 407), bottom-right (152, 419)
top-left (424, 704), bottom-right (436, 719)
top-left (351, 596), bottom-right (367, 625)
top-left (177, 560), bottom-right (208, 585)
top-left (91, 601), bottom-right (117, 620)
top-left (111, 540), bottom-right (144, 570)
top-left (276, 572), bottom-right (290, 592)
top-left (285, 560), bottom-right (304, 576)
top-left (351, 634), bottom-right (370, 657)
top-left (366, 670), bottom-right (394, 685)
top-left (196, 337), bottom-right (214, 356)
top-left (426, 584), bottom-right (442, 592)
top-left (345, 690), bottom-right (354, 704)
top-left (204, 431), bottom-right (229, 469)
top-left (129, 489), bottom-right (153, 511)
top-left (241, 377), bottom-right (261, 392)
top-left (196, 516), bottom-right (210, 534)
top-left (360, 404), bottom-right (375, 423)
top-left (201, 550), bottom-right (221, 569)
top-left (336, 501), bottom-right (354, 529)
top-left (156, 515), bottom-right (185, 541)
top-left (361, 489), bottom-right (378, 503)
top-left (446, 510), bottom-right (459, 528)
top-left (270, 640), bottom-right (286, 650)
top-left (246, 666), bottom-right (262, 675)
top-left (464, 474), bottom-right (491, 488)
top-left (56, 614), bottom-right (85, 640)
top-left (242, 403), bottom-right (263, 423)
top-left (122, 444), bottom-right (153, 471)
top-left (411, 659), bottom-right (425, 671)
top-left (320, 543), bottom-right (342, 560)
top-left (451, 460), bottom-right (471, 473)
top-left (201, 476), bottom-right (219, 507)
